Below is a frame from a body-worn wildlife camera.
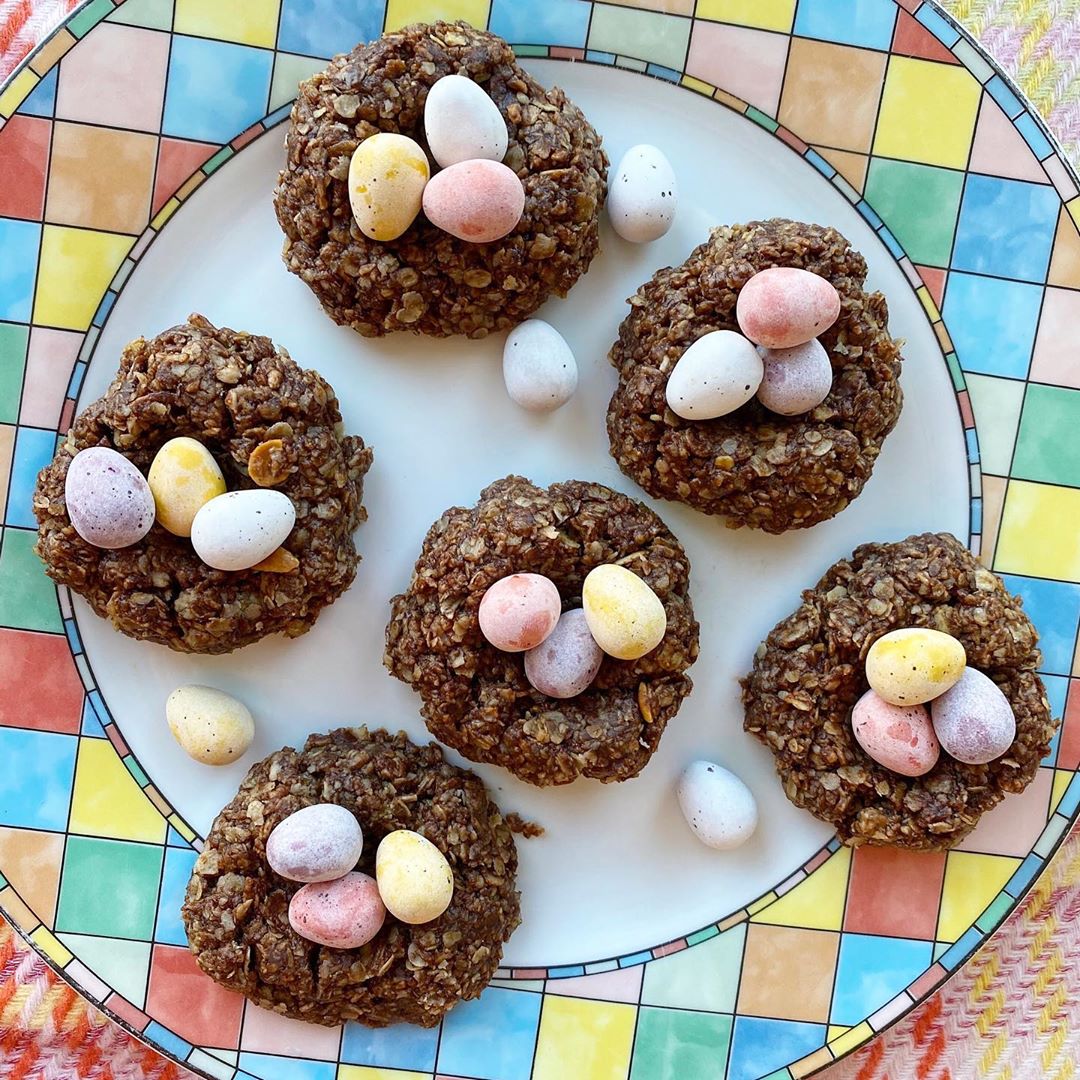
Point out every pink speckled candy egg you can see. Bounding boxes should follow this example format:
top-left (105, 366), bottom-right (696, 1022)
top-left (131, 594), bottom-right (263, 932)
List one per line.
top-left (422, 159), bottom-right (525, 243)
top-left (736, 267), bottom-right (841, 349)
top-left (288, 872), bottom-right (386, 949)
top-left (478, 572), bottom-right (561, 652)
top-left (852, 689), bottom-right (940, 777)
top-left (64, 446), bottom-right (155, 549)
top-left (757, 338), bottom-right (834, 416)
top-left (524, 608), bottom-right (604, 699)
top-left (931, 667), bottom-right (1016, 765)
top-left (266, 803), bottom-right (363, 883)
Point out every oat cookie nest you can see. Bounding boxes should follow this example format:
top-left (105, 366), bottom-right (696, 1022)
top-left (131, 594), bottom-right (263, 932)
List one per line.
top-left (182, 728), bottom-right (520, 1027)
top-left (384, 476), bottom-right (699, 786)
top-left (274, 21), bottom-right (608, 338)
top-left (743, 533), bottom-right (1055, 850)
top-left (33, 314), bottom-right (373, 654)
top-left (606, 219), bottom-right (904, 533)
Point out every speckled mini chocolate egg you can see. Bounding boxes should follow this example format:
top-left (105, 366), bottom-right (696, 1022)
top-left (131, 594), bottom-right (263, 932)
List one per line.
top-left (524, 608), bottom-right (604, 699)
top-left (736, 267), bottom-right (841, 349)
top-left (582, 563), bottom-right (666, 660)
top-left (165, 684), bottom-right (255, 765)
top-left (757, 338), bottom-right (834, 416)
top-left (931, 667), bottom-right (1017, 765)
top-left (375, 830), bottom-right (454, 925)
top-left (865, 627), bottom-right (966, 706)
top-left (676, 760), bottom-right (758, 850)
top-left (478, 573), bottom-right (561, 653)
top-left (422, 159), bottom-right (524, 244)
top-left (64, 446), bottom-right (155, 549)
top-left (289, 872), bottom-right (386, 949)
top-left (851, 689), bottom-right (940, 777)
top-left (266, 804), bottom-right (364, 883)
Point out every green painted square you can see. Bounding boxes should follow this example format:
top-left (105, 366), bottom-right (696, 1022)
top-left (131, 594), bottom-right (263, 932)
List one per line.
top-left (0, 529), bottom-right (62, 632)
top-left (686, 925), bottom-right (720, 946)
top-left (975, 891), bottom-right (1014, 933)
top-left (587, 5), bottom-right (691, 72)
top-left (946, 351), bottom-right (964, 391)
top-left (864, 158), bottom-right (964, 268)
top-left (965, 374), bottom-right (1025, 476)
top-left (512, 44), bottom-right (548, 57)
top-left (107, 0), bottom-right (174, 30)
top-left (204, 147), bottom-right (234, 175)
top-left (630, 1007), bottom-right (733, 1080)
top-left (642, 923), bottom-right (745, 1013)
top-left (56, 836), bottom-right (163, 940)
top-left (0, 323), bottom-right (28, 425)
top-left (58, 933), bottom-right (151, 1006)
top-left (122, 755), bottom-right (149, 787)
top-left (1013, 383), bottom-right (1080, 487)
top-left (747, 107), bottom-right (779, 132)
top-left (269, 53), bottom-right (325, 112)
top-left (68, 0), bottom-right (115, 38)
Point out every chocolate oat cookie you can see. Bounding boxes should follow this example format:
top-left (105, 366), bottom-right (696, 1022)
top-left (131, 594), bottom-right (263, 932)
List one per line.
top-left (743, 533), bottom-right (1056, 850)
top-left (384, 476), bottom-right (699, 786)
top-left (274, 21), bottom-right (607, 338)
top-left (183, 728), bottom-right (520, 1027)
top-left (607, 219), bottom-right (904, 532)
top-left (33, 314), bottom-right (373, 654)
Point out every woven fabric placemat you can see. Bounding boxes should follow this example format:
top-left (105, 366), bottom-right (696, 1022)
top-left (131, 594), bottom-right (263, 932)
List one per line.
top-left (1, 1), bottom-right (1078, 1078)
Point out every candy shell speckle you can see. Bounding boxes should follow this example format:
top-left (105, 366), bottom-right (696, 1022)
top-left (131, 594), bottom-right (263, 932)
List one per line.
top-left (289, 872), bottom-right (386, 949)
top-left (736, 266), bottom-right (841, 349)
top-left (866, 627), bottom-right (967, 706)
top-left (931, 667), bottom-right (1016, 765)
top-left (147, 437), bottom-right (226, 537)
top-left (348, 132), bottom-right (430, 242)
top-left (375, 830), bottom-right (454, 925)
top-left (665, 330), bottom-right (763, 421)
top-left (166, 684), bottom-right (254, 765)
top-left (676, 761), bottom-right (757, 849)
top-left (190, 489), bottom-right (296, 572)
top-left (64, 447), bottom-right (155, 550)
top-left (757, 338), bottom-right (834, 416)
top-left (851, 689), bottom-right (940, 777)
top-left (582, 563), bottom-right (667, 661)
top-left (478, 573), bottom-right (561, 653)
top-left (422, 159), bottom-right (524, 244)
top-left (607, 144), bottom-right (678, 243)
top-left (424, 74), bottom-right (508, 168)
top-left (502, 319), bottom-right (578, 412)
top-left (524, 608), bottom-right (604, 699)
top-left (266, 804), bottom-right (364, 883)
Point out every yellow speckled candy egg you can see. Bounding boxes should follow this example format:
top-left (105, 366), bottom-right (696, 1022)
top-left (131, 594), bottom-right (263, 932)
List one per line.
top-left (375, 829), bottom-right (454, 925)
top-left (582, 563), bottom-right (667, 661)
top-left (348, 133), bottom-right (430, 242)
top-left (166, 684), bottom-right (255, 765)
top-left (148, 437), bottom-right (226, 537)
top-left (865, 627), bottom-right (966, 706)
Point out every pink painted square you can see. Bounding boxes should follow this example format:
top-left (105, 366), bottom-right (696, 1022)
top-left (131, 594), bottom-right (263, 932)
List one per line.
top-left (955, 767), bottom-right (1054, 857)
top-left (969, 95), bottom-right (1049, 186)
top-left (20, 328), bottom-right (81, 429)
top-left (0, 628), bottom-right (83, 735)
top-left (146, 944), bottom-right (244, 1047)
top-left (686, 22), bottom-right (789, 118)
top-left (55, 23), bottom-right (170, 133)
top-left (241, 1003), bottom-right (342, 1059)
top-left (1058, 680), bottom-right (1080, 771)
top-left (1031, 287), bottom-right (1080, 389)
top-left (545, 965), bottom-right (643, 1004)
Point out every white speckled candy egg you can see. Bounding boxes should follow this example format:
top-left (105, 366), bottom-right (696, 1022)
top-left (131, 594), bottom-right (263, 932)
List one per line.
top-left (424, 74), bottom-right (509, 168)
top-left (582, 563), bottom-right (667, 661)
top-left (147, 437), bottom-right (226, 537)
top-left (422, 159), bottom-right (524, 243)
top-left (289, 872), bottom-right (386, 949)
top-left (478, 572), bottom-right (561, 652)
top-left (166, 684), bottom-right (255, 765)
top-left (190, 489), bottom-right (296, 572)
top-left (502, 319), bottom-right (578, 412)
top-left (266, 804), bottom-right (364, 883)
top-left (348, 132), bottom-right (430, 241)
top-left (866, 627), bottom-right (967, 706)
top-left (931, 667), bottom-right (1016, 765)
top-left (524, 609), bottom-right (604, 699)
top-left (64, 446), bottom-right (155, 549)
top-left (736, 267), bottom-right (841, 348)
top-left (757, 338), bottom-right (834, 416)
top-left (851, 689), bottom-right (940, 777)
top-left (676, 761), bottom-right (758, 850)
top-left (607, 144), bottom-right (678, 243)
top-left (375, 830), bottom-right (454, 925)
top-left (665, 330), bottom-right (763, 420)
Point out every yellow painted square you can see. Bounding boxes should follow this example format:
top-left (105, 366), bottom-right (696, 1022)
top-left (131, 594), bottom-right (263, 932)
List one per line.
top-left (994, 480), bottom-right (1080, 583)
top-left (337, 1069), bottom-right (430, 1080)
top-left (937, 852), bottom-right (1019, 942)
top-left (696, 0), bottom-right (796, 33)
top-left (753, 847), bottom-right (851, 932)
top-left (151, 198), bottom-right (180, 231)
top-left (385, 0), bottom-right (490, 32)
top-left (69, 739), bottom-right (165, 845)
top-left (829, 1021), bottom-right (874, 1057)
top-left (1052, 770), bottom-right (1073, 813)
top-left (30, 926), bottom-right (73, 966)
top-left (33, 226), bottom-right (133, 331)
top-left (174, 0), bottom-right (281, 49)
top-left (873, 57), bottom-right (981, 170)
top-left (746, 891), bottom-right (777, 916)
top-left (0, 69), bottom-right (38, 118)
top-left (917, 286), bottom-right (940, 321)
top-left (681, 75), bottom-right (715, 96)
top-left (534, 995), bottom-right (636, 1080)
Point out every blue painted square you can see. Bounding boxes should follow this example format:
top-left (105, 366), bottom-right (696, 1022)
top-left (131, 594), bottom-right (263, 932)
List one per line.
top-left (999, 576), bottom-right (1080, 675)
top-left (156, 846), bottom-right (198, 946)
top-left (939, 925), bottom-right (982, 970)
top-left (0, 728), bottom-right (76, 831)
top-left (806, 149), bottom-right (835, 177)
top-left (66, 362), bottom-right (87, 398)
top-left (237, 1054), bottom-right (335, 1080)
top-left (953, 175), bottom-right (1058, 283)
top-left (92, 291), bottom-right (116, 328)
top-left (965, 426), bottom-right (979, 464)
top-left (646, 63), bottom-right (681, 83)
top-left (620, 949), bottom-right (653, 967)
top-left (728, 1017), bottom-right (826, 1080)
top-left (1005, 852), bottom-right (1042, 897)
top-left (277, 0), bottom-right (382, 61)
top-left (915, 4), bottom-right (959, 46)
top-left (81, 697), bottom-right (105, 738)
top-left (880, 226), bottom-right (904, 260)
top-left (438, 987), bottom-right (541, 1080)
top-left (163, 36), bottom-right (273, 144)
top-left (586, 50), bottom-right (616, 64)
top-left (856, 200), bottom-right (882, 229)
top-left (0, 219), bottom-right (41, 323)
top-left (942, 272), bottom-right (1042, 378)
top-left (831, 934), bottom-right (931, 1025)
top-left (970, 496), bottom-right (982, 532)
top-left (18, 68), bottom-right (56, 118)
top-left (987, 74), bottom-right (1023, 118)
top-left (64, 618), bottom-right (82, 656)
top-left (7, 426), bottom-right (57, 528)
top-left (794, 0), bottom-right (897, 51)
top-left (490, 0), bottom-right (591, 48)
top-left (87, 690), bottom-right (111, 727)
top-left (1015, 113), bottom-right (1053, 160)
top-left (143, 1022), bottom-right (191, 1061)
top-left (341, 1020), bottom-right (438, 1071)
top-left (266, 102), bottom-right (293, 127)
top-left (1059, 774), bottom-right (1080, 818)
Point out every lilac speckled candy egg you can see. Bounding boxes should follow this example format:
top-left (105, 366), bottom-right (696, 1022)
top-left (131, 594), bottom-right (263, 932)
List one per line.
top-left (478, 573), bottom-right (561, 652)
top-left (64, 446), bottom-right (155, 549)
top-left (288, 872), bottom-right (386, 949)
top-left (266, 804), bottom-right (364, 883)
top-left (736, 267), bottom-right (841, 349)
top-left (756, 338), bottom-right (834, 416)
top-left (851, 689), bottom-right (940, 777)
top-left (524, 609), bottom-right (604, 699)
top-left (422, 159), bottom-right (525, 243)
top-left (931, 667), bottom-right (1017, 765)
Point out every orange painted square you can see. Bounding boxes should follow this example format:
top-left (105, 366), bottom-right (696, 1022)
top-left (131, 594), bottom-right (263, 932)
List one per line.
top-left (916, 265), bottom-right (946, 309)
top-left (153, 138), bottom-right (216, 216)
top-left (0, 116), bottom-right (51, 220)
top-left (844, 847), bottom-right (947, 940)
top-left (1059, 680), bottom-right (1080, 770)
top-left (45, 122), bottom-right (156, 235)
top-left (146, 944), bottom-right (244, 1047)
top-left (736, 924), bottom-right (839, 1023)
top-left (0, 628), bottom-right (83, 734)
